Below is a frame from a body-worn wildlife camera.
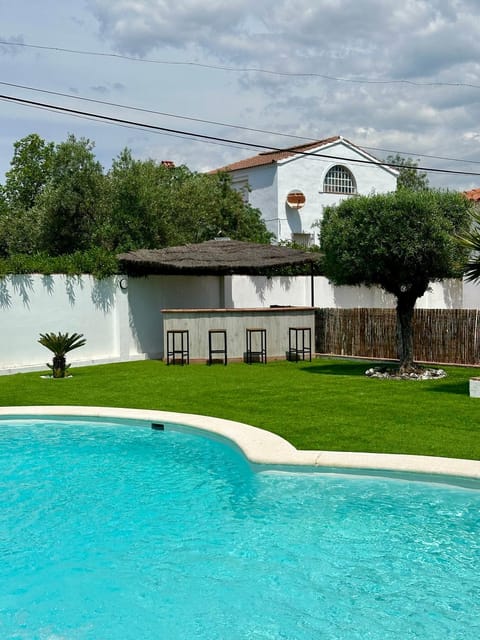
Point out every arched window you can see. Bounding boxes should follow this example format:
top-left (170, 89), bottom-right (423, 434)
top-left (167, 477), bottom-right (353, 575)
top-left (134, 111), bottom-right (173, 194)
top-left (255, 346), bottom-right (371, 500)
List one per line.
top-left (323, 165), bottom-right (356, 194)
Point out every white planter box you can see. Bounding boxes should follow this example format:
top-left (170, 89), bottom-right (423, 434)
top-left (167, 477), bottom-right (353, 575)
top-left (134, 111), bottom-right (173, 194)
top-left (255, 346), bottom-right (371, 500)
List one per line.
top-left (469, 377), bottom-right (480, 397)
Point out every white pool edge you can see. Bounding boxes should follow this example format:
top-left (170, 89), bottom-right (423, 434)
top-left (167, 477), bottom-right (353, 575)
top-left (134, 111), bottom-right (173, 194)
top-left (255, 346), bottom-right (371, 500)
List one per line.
top-left (1, 405), bottom-right (480, 481)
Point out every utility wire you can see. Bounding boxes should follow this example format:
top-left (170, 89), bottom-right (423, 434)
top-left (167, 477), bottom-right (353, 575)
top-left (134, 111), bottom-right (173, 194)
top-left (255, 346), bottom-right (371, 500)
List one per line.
top-left (362, 146), bottom-right (480, 166)
top-left (4, 41), bottom-right (480, 169)
top-left (0, 80), bottom-right (310, 143)
top-left (2, 92), bottom-right (480, 177)
top-left (3, 40), bottom-right (480, 91)
top-left (0, 95), bottom-right (240, 152)
top-left (2, 79), bottom-right (479, 168)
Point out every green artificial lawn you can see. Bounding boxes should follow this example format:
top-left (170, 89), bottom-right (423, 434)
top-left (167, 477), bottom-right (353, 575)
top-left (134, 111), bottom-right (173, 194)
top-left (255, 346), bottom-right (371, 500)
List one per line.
top-left (0, 358), bottom-right (479, 460)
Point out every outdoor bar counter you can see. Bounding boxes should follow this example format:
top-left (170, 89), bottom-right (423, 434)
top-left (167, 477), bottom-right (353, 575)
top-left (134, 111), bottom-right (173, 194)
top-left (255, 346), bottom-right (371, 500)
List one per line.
top-left (162, 306), bottom-right (315, 363)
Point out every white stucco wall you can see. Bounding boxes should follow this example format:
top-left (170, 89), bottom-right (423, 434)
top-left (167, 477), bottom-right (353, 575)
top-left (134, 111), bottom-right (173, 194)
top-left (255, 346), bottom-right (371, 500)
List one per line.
top-left (229, 276), bottom-right (465, 309)
top-left (0, 273), bottom-right (478, 374)
top-left (0, 274), bottom-right (131, 374)
top-left (0, 273), bottom-right (223, 374)
top-left (461, 279), bottom-right (480, 308)
top-left (229, 275), bottom-right (312, 308)
top-left (126, 275), bottom-right (224, 359)
top-left (237, 164), bottom-right (279, 237)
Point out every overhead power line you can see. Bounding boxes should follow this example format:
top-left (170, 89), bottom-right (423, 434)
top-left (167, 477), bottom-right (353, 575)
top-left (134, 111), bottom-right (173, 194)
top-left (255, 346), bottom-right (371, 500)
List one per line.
top-left (2, 79), bottom-right (480, 169)
top-left (362, 145), bottom-right (480, 167)
top-left (0, 80), bottom-right (311, 143)
top-left (2, 92), bottom-right (480, 177)
top-left (3, 40), bottom-right (480, 91)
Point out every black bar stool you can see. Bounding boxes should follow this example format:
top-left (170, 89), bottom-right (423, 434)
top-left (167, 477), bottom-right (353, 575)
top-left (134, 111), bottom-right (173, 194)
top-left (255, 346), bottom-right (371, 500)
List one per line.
top-left (288, 327), bottom-right (312, 361)
top-left (245, 328), bottom-right (267, 364)
top-left (208, 329), bottom-right (227, 365)
top-left (166, 330), bottom-right (189, 365)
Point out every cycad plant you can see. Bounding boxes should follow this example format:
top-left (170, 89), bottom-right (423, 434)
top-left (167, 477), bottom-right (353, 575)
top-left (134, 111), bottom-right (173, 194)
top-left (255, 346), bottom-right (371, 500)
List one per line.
top-left (458, 207), bottom-right (480, 283)
top-left (38, 332), bottom-right (86, 378)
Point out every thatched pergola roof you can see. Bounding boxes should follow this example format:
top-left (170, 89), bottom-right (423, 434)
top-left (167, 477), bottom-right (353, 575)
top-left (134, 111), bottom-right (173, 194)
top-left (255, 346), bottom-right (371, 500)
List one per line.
top-left (117, 240), bottom-right (321, 276)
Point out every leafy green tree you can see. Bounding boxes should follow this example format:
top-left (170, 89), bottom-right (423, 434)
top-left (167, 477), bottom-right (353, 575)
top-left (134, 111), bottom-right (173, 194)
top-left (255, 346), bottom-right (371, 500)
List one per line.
top-left (3, 133), bottom-right (54, 209)
top-left (320, 190), bottom-right (472, 372)
top-left (1, 135), bottom-right (272, 269)
top-left (101, 152), bottom-right (272, 252)
top-left (38, 135), bottom-right (105, 255)
top-left (0, 134), bottom-right (55, 255)
top-left (0, 204), bottom-right (45, 256)
top-left (172, 171), bottom-right (272, 245)
top-left (0, 188), bottom-right (8, 255)
top-left (99, 150), bottom-right (178, 251)
top-left (386, 154), bottom-right (429, 191)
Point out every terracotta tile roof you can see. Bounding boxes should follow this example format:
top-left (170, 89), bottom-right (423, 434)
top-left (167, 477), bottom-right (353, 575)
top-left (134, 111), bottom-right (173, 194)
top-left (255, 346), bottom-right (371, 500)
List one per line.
top-left (464, 188), bottom-right (480, 201)
top-left (211, 136), bottom-right (343, 173)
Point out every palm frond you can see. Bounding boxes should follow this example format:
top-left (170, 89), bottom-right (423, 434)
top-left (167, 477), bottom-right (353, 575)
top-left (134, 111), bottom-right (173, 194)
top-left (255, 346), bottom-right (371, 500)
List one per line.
top-left (38, 332), bottom-right (86, 356)
top-left (457, 208), bottom-right (480, 283)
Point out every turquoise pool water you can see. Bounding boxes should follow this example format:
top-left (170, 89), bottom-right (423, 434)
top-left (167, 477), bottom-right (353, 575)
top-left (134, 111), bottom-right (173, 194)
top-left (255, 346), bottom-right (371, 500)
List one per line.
top-left (1, 418), bottom-right (479, 639)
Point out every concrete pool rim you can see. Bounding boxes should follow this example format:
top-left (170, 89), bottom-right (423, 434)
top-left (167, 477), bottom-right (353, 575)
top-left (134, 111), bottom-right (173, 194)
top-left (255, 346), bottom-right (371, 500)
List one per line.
top-left (1, 405), bottom-right (479, 485)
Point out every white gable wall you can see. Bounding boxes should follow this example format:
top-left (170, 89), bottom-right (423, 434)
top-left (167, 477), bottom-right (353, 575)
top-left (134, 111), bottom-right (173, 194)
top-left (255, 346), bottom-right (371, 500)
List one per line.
top-left (279, 140), bottom-right (397, 242)
top-left (233, 139), bottom-right (397, 243)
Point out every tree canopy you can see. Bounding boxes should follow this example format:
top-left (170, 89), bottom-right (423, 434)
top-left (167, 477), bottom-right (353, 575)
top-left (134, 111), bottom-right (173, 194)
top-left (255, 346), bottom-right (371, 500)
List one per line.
top-left (386, 154), bottom-right (430, 191)
top-left (0, 133), bottom-right (55, 256)
top-left (0, 134), bottom-right (272, 274)
top-left (100, 151), bottom-right (272, 252)
top-left (320, 189), bottom-right (472, 371)
top-left (38, 135), bottom-right (105, 255)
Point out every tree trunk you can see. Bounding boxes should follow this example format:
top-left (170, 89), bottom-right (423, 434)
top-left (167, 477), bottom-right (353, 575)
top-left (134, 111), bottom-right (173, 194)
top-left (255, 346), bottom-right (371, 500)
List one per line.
top-left (396, 295), bottom-right (415, 373)
top-left (52, 355), bottom-right (66, 378)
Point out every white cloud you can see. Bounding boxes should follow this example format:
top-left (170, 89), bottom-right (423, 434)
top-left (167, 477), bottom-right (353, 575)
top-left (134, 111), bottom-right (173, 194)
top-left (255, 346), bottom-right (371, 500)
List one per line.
top-left (1, 0), bottom-right (480, 190)
top-left (89, 0), bottom-right (255, 56)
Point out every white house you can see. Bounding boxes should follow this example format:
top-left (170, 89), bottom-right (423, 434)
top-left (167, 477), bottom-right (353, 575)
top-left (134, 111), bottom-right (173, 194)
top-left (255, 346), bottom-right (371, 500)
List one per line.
top-left (212, 136), bottom-right (399, 245)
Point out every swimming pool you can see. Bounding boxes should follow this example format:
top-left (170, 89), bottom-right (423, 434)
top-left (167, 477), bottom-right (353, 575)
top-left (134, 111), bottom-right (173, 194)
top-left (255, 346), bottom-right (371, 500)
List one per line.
top-left (1, 414), bottom-right (479, 639)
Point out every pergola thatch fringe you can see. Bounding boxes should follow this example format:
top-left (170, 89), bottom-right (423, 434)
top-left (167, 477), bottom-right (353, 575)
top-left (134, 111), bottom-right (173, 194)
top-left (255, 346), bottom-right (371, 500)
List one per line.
top-left (117, 240), bottom-right (321, 276)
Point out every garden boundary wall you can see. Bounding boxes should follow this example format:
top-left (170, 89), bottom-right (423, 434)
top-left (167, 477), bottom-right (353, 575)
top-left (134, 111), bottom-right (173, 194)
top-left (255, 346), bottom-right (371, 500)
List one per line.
top-left (0, 273), bottom-right (222, 374)
top-left (0, 273), bottom-right (479, 374)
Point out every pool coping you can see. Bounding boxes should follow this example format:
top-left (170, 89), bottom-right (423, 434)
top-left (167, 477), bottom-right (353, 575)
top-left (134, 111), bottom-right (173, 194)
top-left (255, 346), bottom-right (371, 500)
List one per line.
top-left (1, 405), bottom-right (480, 482)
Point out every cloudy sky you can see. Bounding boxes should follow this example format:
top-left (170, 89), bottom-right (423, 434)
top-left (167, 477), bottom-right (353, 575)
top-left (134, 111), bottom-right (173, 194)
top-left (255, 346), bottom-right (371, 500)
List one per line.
top-left (2, 0), bottom-right (480, 190)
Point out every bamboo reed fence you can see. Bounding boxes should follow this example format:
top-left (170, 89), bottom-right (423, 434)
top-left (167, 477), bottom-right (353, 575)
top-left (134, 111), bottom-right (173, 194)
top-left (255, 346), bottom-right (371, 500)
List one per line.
top-left (315, 308), bottom-right (480, 365)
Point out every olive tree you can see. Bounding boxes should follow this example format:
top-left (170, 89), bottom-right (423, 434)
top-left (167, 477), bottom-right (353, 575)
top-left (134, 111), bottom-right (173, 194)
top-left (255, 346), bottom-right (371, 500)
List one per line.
top-left (320, 189), bottom-right (472, 373)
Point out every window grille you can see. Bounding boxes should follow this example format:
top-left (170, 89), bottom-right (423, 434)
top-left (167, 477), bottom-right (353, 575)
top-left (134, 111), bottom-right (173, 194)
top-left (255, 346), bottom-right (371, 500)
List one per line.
top-left (323, 165), bottom-right (356, 194)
